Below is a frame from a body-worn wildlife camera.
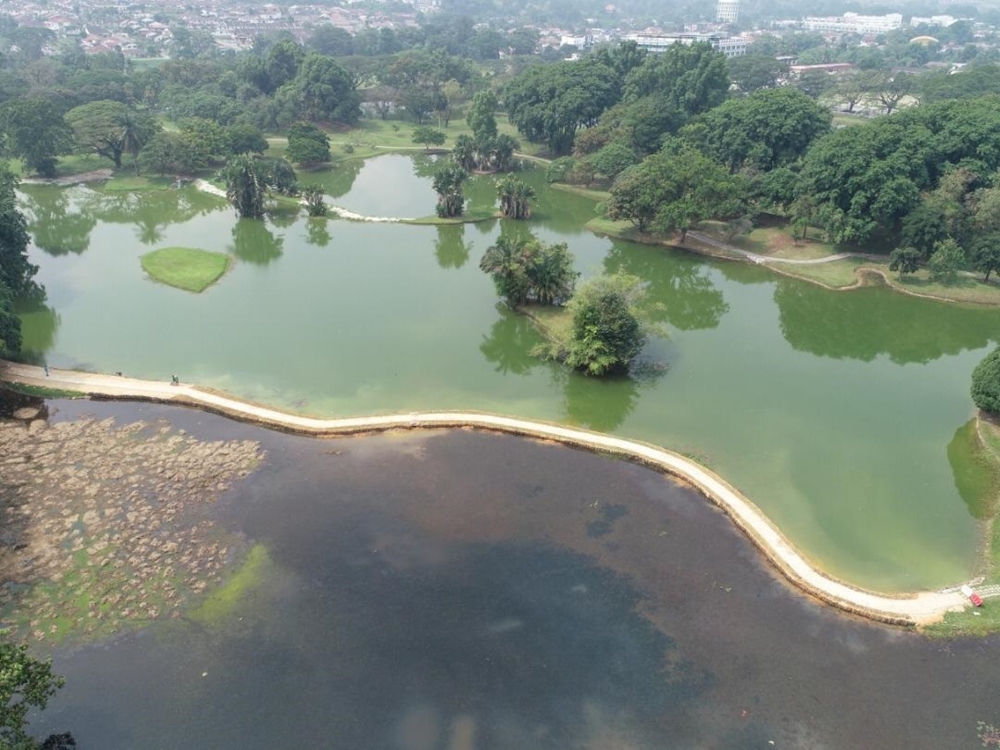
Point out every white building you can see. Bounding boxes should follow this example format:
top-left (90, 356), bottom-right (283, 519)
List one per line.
top-left (803, 13), bottom-right (903, 34)
top-left (717, 0), bottom-right (739, 24)
top-left (626, 32), bottom-right (747, 57)
top-left (910, 15), bottom-right (957, 27)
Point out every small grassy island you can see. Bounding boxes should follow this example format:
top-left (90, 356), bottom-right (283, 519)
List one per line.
top-left (140, 247), bottom-right (231, 293)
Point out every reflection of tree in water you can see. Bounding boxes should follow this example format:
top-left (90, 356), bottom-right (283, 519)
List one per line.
top-left (559, 368), bottom-right (641, 433)
top-left (434, 224), bottom-right (470, 269)
top-left (85, 187), bottom-right (222, 246)
top-left (479, 306), bottom-right (543, 375)
top-left (603, 243), bottom-right (728, 331)
top-left (268, 206), bottom-right (299, 229)
top-left (229, 220), bottom-right (283, 266)
top-left (21, 187), bottom-right (96, 256)
top-left (947, 419), bottom-right (1000, 521)
top-left (774, 279), bottom-right (1000, 364)
top-left (305, 219), bottom-right (331, 247)
top-left (13, 286), bottom-right (59, 364)
top-left (315, 158), bottom-right (365, 200)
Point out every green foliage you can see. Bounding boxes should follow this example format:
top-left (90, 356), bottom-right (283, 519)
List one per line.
top-left (293, 54), bottom-right (361, 125)
top-left (0, 282), bottom-right (19, 356)
top-left (479, 233), bottom-right (577, 305)
top-left (971, 234), bottom-right (1000, 283)
top-left (545, 156), bottom-right (575, 183)
top-left (432, 160), bottom-right (467, 218)
top-left (927, 238), bottom-right (965, 283)
top-left (496, 174), bottom-right (536, 219)
top-left (285, 122), bottom-right (330, 166)
top-left (466, 89), bottom-right (498, 141)
top-left (140, 247), bottom-right (229, 293)
top-left (225, 124), bottom-right (268, 156)
top-left (218, 155), bottom-right (297, 219)
top-left (605, 141), bottom-right (746, 239)
top-left (0, 641), bottom-right (66, 749)
top-left (972, 347), bottom-right (1000, 414)
top-left (727, 54), bottom-right (786, 93)
top-left (0, 166), bottom-right (35, 297)
top-left (680, 87), bottom-right (830, 172)
top-left (64, 100), bottom-right (158, 168)
top-left (623, 42), bottom-right (729, 120)
top-left (504, 58), bottom-right (619, 154)
top-left (301, 184), bottom-right (328, 217)
top-left (588, 141), bottom-right (638, 182)
top-left (564, 274), bottom-right (646, 376)
top-left (411, 126), bottom-right (447, 151)
top-left (0, 99), bottom-right (72, 177)
top-left (888, 247), bottom-right (921, 278)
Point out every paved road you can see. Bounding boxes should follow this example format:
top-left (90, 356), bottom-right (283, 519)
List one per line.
top-left (0, 360), bottom-right (972, 626)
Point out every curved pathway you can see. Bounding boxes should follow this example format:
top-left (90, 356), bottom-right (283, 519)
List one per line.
top-left (686, 231), bottom-right (854, 265)
top-left (0, 361), bottom-right (970, 626)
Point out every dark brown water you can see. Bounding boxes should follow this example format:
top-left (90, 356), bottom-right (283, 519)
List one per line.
top-left (31, 401), bottom-right (1000, 749)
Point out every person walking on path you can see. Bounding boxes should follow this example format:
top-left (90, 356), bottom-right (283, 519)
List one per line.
top-left (44, 364), bottom-right (49, 377)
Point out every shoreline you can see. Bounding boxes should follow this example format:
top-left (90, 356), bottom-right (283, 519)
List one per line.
top-left (0, 360), bottom-right (971, 627)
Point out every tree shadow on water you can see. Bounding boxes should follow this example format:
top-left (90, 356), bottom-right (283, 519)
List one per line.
top-left (229, 220), bottom-right (283, 266)
top-left (434, 224), bottom-right (470, 269)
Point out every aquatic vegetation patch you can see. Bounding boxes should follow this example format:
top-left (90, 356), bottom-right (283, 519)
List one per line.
top-left (189, 544), bottom-right (272, 626)
top-left (140, 247), bottom-right (230, 293)
top-left (0, 412), bottom-right (263, 644)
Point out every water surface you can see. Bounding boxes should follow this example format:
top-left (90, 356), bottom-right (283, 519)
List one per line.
top-left (33, 401), bottom-right (1000, 750)
top-left (16, 157), bottom-right (1000, 590)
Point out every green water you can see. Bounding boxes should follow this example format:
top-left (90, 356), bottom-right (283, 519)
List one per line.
top-left (16, 156), bottom-right (1000, 591)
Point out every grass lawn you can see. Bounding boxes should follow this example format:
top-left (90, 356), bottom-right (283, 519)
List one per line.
top-left (265, 117), bottom-right (549, 165)
top-left (2, 383), bottom-right (85, 399)
top-left (141, 247), bottom-right (231, 293)
top-left (407, 205), bottom-right (500, 225)
top-left (552, 183), bottom-right (610, 202)
top-left (103, 174), bottom-right (176, 192)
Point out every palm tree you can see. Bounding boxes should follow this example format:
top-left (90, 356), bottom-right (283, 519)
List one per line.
top-left (528, 241), bottom-right (577, 305)
top-left (479, 233), bottom-right (531, 304)
top-left (219, 155), bottom-right (266, 219)
top-left (496, 175), bottom-right (536, 219)
top-left (432, 161), bottom-right (468, 218)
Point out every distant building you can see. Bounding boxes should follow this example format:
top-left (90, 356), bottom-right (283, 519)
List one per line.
top-left (717, 0), bottom-right (739, 24)
top-left (803, 13), bottom-right (903, 34)
top-left (626, 32), bottom-right (747, 57)
top-left (910, 15), bottom-right (957, 28)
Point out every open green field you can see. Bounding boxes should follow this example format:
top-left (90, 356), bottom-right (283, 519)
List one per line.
top-left (140, 247), bottom-right (231, 293)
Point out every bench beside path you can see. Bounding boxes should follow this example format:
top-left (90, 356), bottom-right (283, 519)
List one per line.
top-left (0, 360), bottom-right (970, 627)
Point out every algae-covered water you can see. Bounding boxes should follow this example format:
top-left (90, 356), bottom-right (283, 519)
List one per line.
top-left (33, 401), bottom-right (1000, 750)
top-left (16, 156), bottom-right (1000, 591)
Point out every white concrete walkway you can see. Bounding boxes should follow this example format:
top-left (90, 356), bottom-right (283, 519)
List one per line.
top-left (1, 361), bottom-right (971, 626)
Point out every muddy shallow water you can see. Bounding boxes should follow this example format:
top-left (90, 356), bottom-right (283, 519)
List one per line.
top-left (20, 399), bottom-right (1000, 749)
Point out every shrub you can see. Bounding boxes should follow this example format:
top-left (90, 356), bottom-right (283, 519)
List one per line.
top-left (972, 346), bottom-right (1000, 413)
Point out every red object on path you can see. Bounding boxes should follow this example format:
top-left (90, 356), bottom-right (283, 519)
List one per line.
top-left (970, 592), bottom-right (984, 607)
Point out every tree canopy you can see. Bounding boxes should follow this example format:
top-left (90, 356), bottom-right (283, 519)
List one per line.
top-left (64, 100), bottom-right (158, 168)
top-left (972, 346), bottom-right (1000, 414)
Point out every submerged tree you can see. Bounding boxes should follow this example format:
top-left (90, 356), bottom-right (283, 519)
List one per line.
top-left (218, 155), bottom-right (297, 219)
top-left (496, 175), bottom-right (536, 219)
top-left (479, 233), bottom-right (576, 305)
top-left (432, 161), bottom-right (467, 218)
top-left (563, 274), bottom-right (648, 376)
top-left (301, 184), bottom-right (328, 217)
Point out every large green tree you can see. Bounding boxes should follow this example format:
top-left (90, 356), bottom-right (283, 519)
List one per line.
top-left (64, 100), bottom-right (158, 168)
top-left (605, 142), bottom-right (746, 239)
top-left (972, 347), bottom-right (1000, 413)
top-left (285, 122), bottom-right (330, 165)
top-left (294, 54), bottom-right (361, 124)
top-left (680, 87), bottom-right (830, 172)
top-left (563, 274), bottom-right (647, 376)
top-left (479, 233), bottom-right (576, 305)
top-left (0, 99), bottom-right (72, 177)
top-left (504, 58), bottom-right (619, 154)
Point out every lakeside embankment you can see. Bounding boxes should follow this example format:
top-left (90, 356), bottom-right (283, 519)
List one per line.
top-left (0, 360), bottom-right (972, 627)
